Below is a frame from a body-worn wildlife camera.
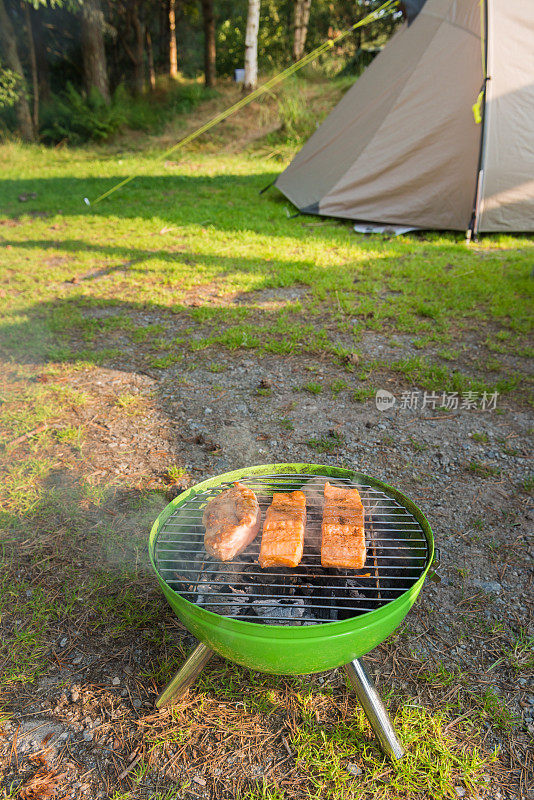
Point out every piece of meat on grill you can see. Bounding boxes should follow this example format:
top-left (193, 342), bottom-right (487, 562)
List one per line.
top-left (203, 482), bottom-right (261, 561)
top-left (258, 491), bottom-right (306, 568)
top-left (321, 482), bottom-right (366, 569)
top-left (300, 477), bottom-right (351, 553)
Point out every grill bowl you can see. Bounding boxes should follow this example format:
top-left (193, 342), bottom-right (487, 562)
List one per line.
top-left (149, 464), bottom-right (434, 674)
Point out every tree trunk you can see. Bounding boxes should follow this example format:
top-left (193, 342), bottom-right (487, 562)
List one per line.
top-left (131, 2), bottom-right (145, 94)
top-left (293, 0), bottom-right (311, 61)
top-left (30, 6), bottom-right (51, 103)
top-left (81, 0), bottom-right (110, 102)
top-left (146, 29), bottom-right (156, 90)
top-left (24, 3), bottom-right (39, 131)
top-left (160, 1), bottom-right (168, 71)
top-left (169, 0), bottom-right (178, 78)
top-left (200, 0), bottom-right (215, 88)
top-left (0, 0), bottom-right (34, 140)
top-left (243, 0), bottom-right (260, 91)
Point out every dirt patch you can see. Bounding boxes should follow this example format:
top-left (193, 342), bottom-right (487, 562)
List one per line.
top-left (181, 283), bottom-right (309, 309)
top-left (1, 349), bottom-right (532, 799)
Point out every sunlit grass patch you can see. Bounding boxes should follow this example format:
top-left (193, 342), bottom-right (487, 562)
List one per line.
top-left (0, 576), bottom-right (71, 687)
top-left (0, 455), bottom-right (54, 518)
top-left (289, 702), bottom-right (493, 800)
top-left (0, 366), bottom-right (89, 444)
top-left (55, 424), bottom-right (86, 450)
top-left (0, 147), bottom-right (532, 404)
top-left (164, 465), bottom-right (189, 484)
top-left (242, 782), bottom-right (287, 800)
top-left (1, 149), bottom-right (532, 365)
top-left (115, 392), bottom-right (148, 414)
top-left (390, 356), bottom-right (519, 395)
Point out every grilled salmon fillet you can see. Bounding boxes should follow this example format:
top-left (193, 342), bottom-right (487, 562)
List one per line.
top-left (258, 491), bottom-right (306, 569)
top-left (203, 482), bottom-right (261, 561)
top-left (321, 482), bottom-right (366, 569)
top-left (301, 477), bottom-right (349, 554)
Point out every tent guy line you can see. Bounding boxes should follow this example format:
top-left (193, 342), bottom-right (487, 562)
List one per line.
top-left (83, 0), bottom-right (400, 207)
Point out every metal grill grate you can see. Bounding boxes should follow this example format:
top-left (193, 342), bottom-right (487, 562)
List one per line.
top-left (154, 474), bottom-right (429, 625)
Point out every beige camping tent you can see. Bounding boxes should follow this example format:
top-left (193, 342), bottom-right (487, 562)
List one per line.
top-left (275, 0), bottom-right (534, 234)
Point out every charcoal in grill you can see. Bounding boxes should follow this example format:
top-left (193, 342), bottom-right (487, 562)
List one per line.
top-left (154, 474), bottom-right (428, 625)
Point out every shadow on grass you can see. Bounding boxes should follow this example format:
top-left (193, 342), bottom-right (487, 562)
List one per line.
top-left (0, 172), bottom-right (483, 246)
top-left (3, 172), bottom-right (533, 254)
top-left (0, 173), bottom-right (300, 235)
top-left (0, 292), bottom-right (323, 367)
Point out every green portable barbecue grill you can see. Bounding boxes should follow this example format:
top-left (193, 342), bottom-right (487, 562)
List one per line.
top-left (149, 464), bottom-right (435, 760)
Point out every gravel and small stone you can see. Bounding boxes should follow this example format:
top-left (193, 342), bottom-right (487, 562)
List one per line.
top-left (1, 345), bottom-right (532, 800)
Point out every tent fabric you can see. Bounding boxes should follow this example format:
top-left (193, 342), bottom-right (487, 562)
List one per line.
top-left (319, 0), bottom-right (482, 229)
top-left (274, 22), bottom-right (428, 212)
top-left (401, 0), bottom-right (428, 24)
top-left (478, 0), bottom-right (534, 232)
top-left (275, 0), bottom-right (534, 233)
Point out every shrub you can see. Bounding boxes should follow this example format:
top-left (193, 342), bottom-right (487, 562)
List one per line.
top-left (276, 80), bottom-right (317, 144)
top-left (170, 82), bottom-right (209, 114)
top-left (40, 83), bottom-right (127, 144)
top-left (0, 66), bottom-right (20, 110)
top-left (39, 81), bottom-right (216, 144)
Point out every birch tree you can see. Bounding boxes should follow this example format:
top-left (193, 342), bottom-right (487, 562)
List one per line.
top-left (293, 0), bottom-right (311, 61)
top-left (243, 0), bottom-right (260, 91)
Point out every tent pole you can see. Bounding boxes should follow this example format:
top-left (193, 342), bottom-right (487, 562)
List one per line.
top-left (466, 0), bottom-right (490, 244)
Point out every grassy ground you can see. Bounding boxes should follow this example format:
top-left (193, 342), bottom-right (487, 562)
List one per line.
top-left (0, 80), bottom-right (533, 800)
top-left (1, 139), bottom-right (532, 395)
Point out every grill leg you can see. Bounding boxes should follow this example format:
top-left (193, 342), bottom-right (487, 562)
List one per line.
top-left (343, 659), bottom-right (404, 760)
top-left (156, 642), bottom-right (214, 709)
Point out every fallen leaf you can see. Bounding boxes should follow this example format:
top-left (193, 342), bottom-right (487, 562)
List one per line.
top-left (19, 766), bottom-right (66, 800)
